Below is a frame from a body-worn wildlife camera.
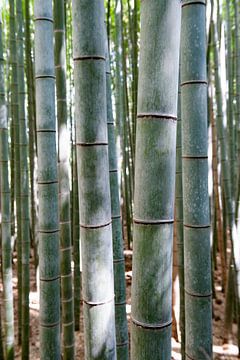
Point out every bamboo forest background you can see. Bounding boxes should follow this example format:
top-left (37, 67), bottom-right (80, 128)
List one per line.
top-left (0, 0), bottom-right (239, 359)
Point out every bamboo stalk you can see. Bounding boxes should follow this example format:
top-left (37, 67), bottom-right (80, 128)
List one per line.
top-left (181, 1), bottom-right (212, 358)
top-left (106, 36), bottom-right (129, 359)
top-left (16, 0), bottom-right (30, 356)
top-left (209, 85), bottom-right (226, 291)
top-left (54, 1), bottom-right (75, 357)
top-left (176, 77), bottom-right (185, 359)
top-left (9, 0), bottom-right (22, 344)
top-left (0, 7), bottom-right (14, 359)
top-left (34, 1), bottom-right (60, 357)
top-left (72, 1), bottom-right (117, 357)
top-left (131, 1), bottom-right (181, 358)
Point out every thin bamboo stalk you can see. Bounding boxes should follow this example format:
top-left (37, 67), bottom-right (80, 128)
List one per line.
top-left (25, 0), bottom-right (38, 270)
top-left (175, 77), bottom-right (185, 359)
top-left (0, 7), bottom-right (14, 359)
top-left (209, 86), bottom-right (226, 291)
top-left (16, 0), bottom-right (30, 356)
top-left (9, 0), bottom-right (22, 344)
top-left (54, 1), bottom-right (75, 357)
top-left (106, 37), bottom-right (129, 359)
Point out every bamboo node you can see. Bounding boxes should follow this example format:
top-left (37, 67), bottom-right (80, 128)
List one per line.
top-left (137, 113), bottom-right (177, 122)
top-left (83, 297), bottom-right (114, 307)
top-left (131, 317), bottom-right (172, 330)
top-left (181, 80), bottom-right (207, 86)
top-left (182, 1), bottom-right (206, 8)
top-left (34, 17), bottom-right (53, 23)
top-left (80, 220), bottom-right (112, 229)
top-left (134, 218), bottom-right (174, 225)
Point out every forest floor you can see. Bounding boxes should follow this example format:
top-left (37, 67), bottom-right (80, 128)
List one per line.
top-left (1, 248), bottom-right (238, 359)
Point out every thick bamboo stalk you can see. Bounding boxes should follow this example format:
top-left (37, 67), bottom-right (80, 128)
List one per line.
top-left (0, 8), bottom-right (15, 359)
top-left (181, 1), bottom-right (212, 358)
top-left (54, 1), bottom-right (75, 358)
top-left (16, 0), bottom-right (30, 357)
top-left (131, 1), bottom-right (181, 358)
top-left (34, 1), bottom-right (60, 358)
top-left (106, 39), bottom-right (129, 359)
top-left (72, 1), bottom-right (117, 358)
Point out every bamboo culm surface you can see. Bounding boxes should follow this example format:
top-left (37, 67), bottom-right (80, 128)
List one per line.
top-left (72, 0), bottom-right (117, 358)
top-left (34, 1), bottom-right (60, 358)
top-left (131, 1), bottom-right (181, 358)
top-left (181, 1), bottom-right (212, 358)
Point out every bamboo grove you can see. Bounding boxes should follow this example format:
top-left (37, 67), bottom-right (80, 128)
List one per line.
top-left (0, 0), bottom-right (240, 359)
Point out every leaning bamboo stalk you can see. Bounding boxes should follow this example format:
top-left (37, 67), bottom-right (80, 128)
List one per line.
top-left (34, 1), bottom-right (60, 358)
top-left (131, 1), bottom-right (181, 358)
top-left (181, 1), bottom-right (212, 358)
top-left (0, 7), bottom-right (14, 359)
top-left (72, 1), bottom-right (117, 357)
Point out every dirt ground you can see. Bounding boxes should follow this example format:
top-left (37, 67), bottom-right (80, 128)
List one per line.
top-left (1, 248), bottom-right (239, 359)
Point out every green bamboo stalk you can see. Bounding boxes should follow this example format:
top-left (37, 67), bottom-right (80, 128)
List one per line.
top-left (114, 0), bottom-right (132, 248)
top-left (175, 77), bottom-right (185, 359)
top-left (72, 1), bottom-right (117, 358)
top-left (131, 1), bottom-right (181, 358)
top-left (132, 0), bottom-right (138, 151)
top-left (9, 0), bottom-right (22, 345)
top-left (0, 7), bottom-right (14, 359)
top-left (72, 144), bottom-right (81, 332)
top-left (25, 0), bottom-right (38, 270)
top-left (226, 0), bottom-right (235, 199)
top-left (16, 0), bottom-right (30, 356)
top-left (114, 0), bottom-right (123, 138)
top-left (209, 86), bottom-right (226, 291)
top-left (181, 1), bottom-right (212, 358)
top-left (54, 1), bottom-right (75, 357)
top-left (34, 1), bottom-right (60, 358)
top-left (64, 1), bottom-right (80, 333)
top-left (106, 38), bottom-right (129, 359)
top-left (212, 9), bottom-right (240, 350)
